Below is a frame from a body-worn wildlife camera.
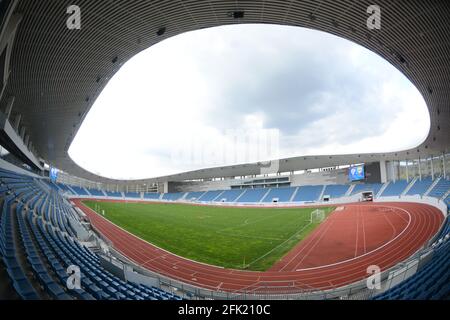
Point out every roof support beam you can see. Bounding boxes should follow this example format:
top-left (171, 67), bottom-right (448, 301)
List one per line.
top-left (13, 113), bottom-right (20, 131)
top-left (4, 96), bottom-right (14, 119)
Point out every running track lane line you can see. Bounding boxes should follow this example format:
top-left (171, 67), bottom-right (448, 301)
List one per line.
top-left (73, 200), bottom-right (443, 293)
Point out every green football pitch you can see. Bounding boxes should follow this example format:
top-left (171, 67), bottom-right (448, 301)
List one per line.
top-left (83, 201), bottom-right (334, 271)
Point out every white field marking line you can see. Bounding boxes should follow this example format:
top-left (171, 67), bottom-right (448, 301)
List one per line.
top-left (77, 201), bottom-right (226, 269)
top-left (362, 207), bottom-right (367, 254)
top-left (214, 230), bottom-right (288, 241)
top-left (296, 204), bottom-right (412, 271)
top-left (279, 209), bottom-right (337, 271)
top-left (381, 210), bottom-right (398, 238)
top-left (291, 220), bottom-right (337, 270)
top-left (245, 220), bottom-right (313, 268)
top-left (83, 200), bottom-right (422, 282)
top-left (391, 208), bottom-right (410, 224)
top-left (215, 216), bottom-right (311, 242)
top-left (216, 210), bottom-right (293, 233)
top-left (354, 207), bottom-right (360, 258)
top-left (142, 254), bottom-right (169, 266)
top-left (154, 205), bottom-right (432, 287)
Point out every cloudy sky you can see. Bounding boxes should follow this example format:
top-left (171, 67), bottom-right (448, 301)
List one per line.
top-left (68, 24), bottom-right (430, 180)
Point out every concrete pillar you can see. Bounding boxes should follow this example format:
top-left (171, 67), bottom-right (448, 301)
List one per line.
top-left (405, 160), bottom-right (409, 182)
top-left (4, 96), bottom-right (15, 119)
top-left (14, 113), bottom-right (21, 131)
top-left (19, 126), bottom-right (25, 139)
top-left (379, 160), bottom-right (387, 183)
top-left (418, 157), bottom-right (422, 180)
top-left (443, 154), bottom-right (446, 179)
top-left (430, 156), bottom-right (434, 180)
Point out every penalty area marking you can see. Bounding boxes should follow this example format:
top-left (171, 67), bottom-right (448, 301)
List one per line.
top-left (244, 220), bottom-right (314, 269)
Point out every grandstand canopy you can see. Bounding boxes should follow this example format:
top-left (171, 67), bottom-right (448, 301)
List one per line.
top-left (1, 0), bottom-right (449, 184)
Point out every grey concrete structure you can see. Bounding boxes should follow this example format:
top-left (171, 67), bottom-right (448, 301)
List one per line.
top-left (1, 0), bottom-right (449, 185)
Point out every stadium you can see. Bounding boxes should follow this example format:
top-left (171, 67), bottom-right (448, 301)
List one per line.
top-left (0, 0), bottom-right (449, 303)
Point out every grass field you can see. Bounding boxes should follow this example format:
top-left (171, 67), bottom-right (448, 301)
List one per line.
top-left (83, 201), bottom-right (334, 271)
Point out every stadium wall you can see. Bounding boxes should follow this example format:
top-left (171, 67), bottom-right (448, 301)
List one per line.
top-left (290, 168), bottom-right (349, 186)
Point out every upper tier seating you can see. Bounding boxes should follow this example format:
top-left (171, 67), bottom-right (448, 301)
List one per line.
top-left (87, 188), bottom-right (104, 197)
top-left (185, 191), bottom-right (206, 201)
top-left (124, 192), bottom-right (140, 199)
top-left (197, 190), bottom-right (223, 201)
top-left (105, 191), bottom-right (122, 197)
top-left (322, 185), bottom-right (350, 199)
top-left (292, 185), bottom-right (323, 202)
top-left (428, 178), bottom-right (450, 199)
top-left (406, 177), bottom-right (433, 196)
top-left (381, 180), bottom-right (409, 197)
top-left (161, 192), bottom-right (185, 201)
top-left (70, 186), bottom-right (89, 196)
top-left (44, 181), bottom-right (61, 192)
top-left (262, 187), bottom-right (296, 202)
top-left (55, 183), bottom-right (74, 195)
top-left (215, 189), bottom-right (244, 202)
top-left (236, 188), bottom-right (268, 203)
top-left (144, 193), bottom-right (160, 200)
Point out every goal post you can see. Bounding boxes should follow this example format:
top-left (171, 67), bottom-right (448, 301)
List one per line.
top-left (310, 209), bottom-right (326, 223)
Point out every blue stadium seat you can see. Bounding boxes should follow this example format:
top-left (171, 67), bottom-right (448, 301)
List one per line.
top-left (292, 185), bottom-right (322, 202)
top-left (262, 187), bottom-right (296, 202)
top-left (144, 193), bottom-right (160, 200)
top-left (236, 188), bottom-right (268, 202)
top-left (215, 189), bottom-right (244, 202)
top-left (124, 192), bottom-right (140, 198)
top-left (322, 185), bottom-right (350, 199)
top-left (406, 177), bottom-right (433, 196)
top-left (428, 178), bottom-right (450, 199)
top-left (381, 180), bottom-right (409, 197)
top-left (0, 167), bottom-right (181, 300)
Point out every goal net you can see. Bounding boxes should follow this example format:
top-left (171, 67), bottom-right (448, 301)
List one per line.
top-left (310, 209), bottom-right (326, 223)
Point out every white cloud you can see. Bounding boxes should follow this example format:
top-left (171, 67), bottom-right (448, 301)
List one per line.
top-left (68, 25), bottom-right (429, 180)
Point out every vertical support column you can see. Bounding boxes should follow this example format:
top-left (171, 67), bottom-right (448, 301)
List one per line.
top-left (4, 96), bottom-right (15, 119)
top-left (405, 160), bottom-right (409, 182)
top-left (430, 156), bottom-right (434, 180)
top-left (442, 153), bottom-right (446, 179)
top-left (379, 160), bottom-right (387, 183)
top-left (19, 126), bottom-right (25, 140)
top-left (418, 157), bottom-right (422, 181)
top-left (392, 161), bottom-right (396, 183)
top-left (14, 113), bottom-right (21, 131)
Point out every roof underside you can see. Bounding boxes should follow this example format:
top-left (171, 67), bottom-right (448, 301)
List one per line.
top-left (4, 0), bottom-right (450, 184)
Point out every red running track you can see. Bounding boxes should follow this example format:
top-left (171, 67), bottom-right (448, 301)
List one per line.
top-left (73, 200), bottom-right (443, 294)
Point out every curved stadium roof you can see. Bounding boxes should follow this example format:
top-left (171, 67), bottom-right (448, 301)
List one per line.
top-left (2, 0), bottom-right (449, 184)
